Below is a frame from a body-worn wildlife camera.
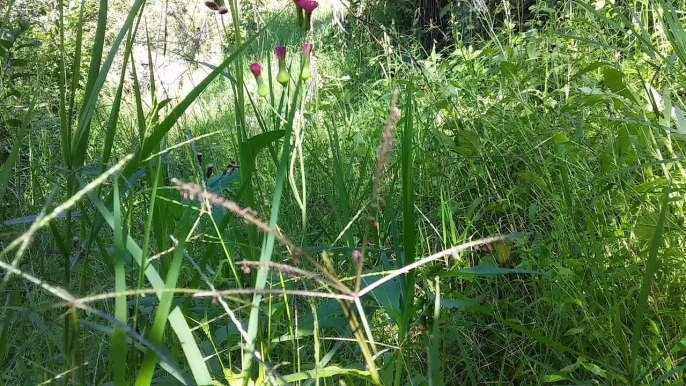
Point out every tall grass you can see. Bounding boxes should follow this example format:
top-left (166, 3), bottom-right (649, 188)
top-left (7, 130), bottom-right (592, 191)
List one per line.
top-left (1, 0), bottom-right (686, 385)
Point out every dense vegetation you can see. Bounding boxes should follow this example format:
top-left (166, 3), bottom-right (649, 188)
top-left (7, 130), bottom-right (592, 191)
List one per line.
top-left (1, 0), bottom-right (686, 385)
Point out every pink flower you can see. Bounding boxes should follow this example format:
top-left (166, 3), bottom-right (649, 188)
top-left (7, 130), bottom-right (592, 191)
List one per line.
top-left (275, 46), bottom-right (287, 62)
top-left (302, 43), bottom-right (313, 58)
top-left (298, 0), bottom-right (318, 13)
top-left (250, 63), bottom-right (262, 77)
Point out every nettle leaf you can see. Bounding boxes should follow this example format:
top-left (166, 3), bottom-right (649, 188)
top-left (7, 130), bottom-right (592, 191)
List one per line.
top-left (573, 61), bottom-right (612, 79)
top-left (433, 129), bottom-right (457, 151)
top-left (454, 129), bottom-right (481, 156)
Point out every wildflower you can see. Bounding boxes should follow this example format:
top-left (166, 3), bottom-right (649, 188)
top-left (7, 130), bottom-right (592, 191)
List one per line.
top-left (215, 0), bottom-right (228, 14)
top-left (301, 43), bottom-right (313, 81)
top-left (250, 63), bottom-right (269, 98)
top-left (293, 0), bottom-right (304, 28)
top-left (352, 250), bottom-right (362, 266)
top-left (275, 46), bottom-right (290, 86)
top-left (298, 0), bottom-right (318, 31)
top-left (204, 1), bottom-right (219, 10)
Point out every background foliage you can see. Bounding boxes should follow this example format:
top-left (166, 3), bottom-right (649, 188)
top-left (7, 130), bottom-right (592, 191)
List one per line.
top-left (1, 0), bottom-right (686, 385)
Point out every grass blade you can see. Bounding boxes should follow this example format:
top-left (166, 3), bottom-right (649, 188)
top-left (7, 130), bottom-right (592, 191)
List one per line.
top-left (111, 178), bottom-right (128, 386)
top-left (83, 184), bottom-right (212, 385)
top-left (0, 93), bottom-right (36, 205)
top-left (630, 192), bottom-right (670, 384)
top-left (242, 79), bottom-right (302, 383)
top-left (134, 205), bottom-right (194, 386)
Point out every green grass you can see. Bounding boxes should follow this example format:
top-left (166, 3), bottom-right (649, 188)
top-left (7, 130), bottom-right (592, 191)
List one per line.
top-left (1, 0), bottom-right (686, 385)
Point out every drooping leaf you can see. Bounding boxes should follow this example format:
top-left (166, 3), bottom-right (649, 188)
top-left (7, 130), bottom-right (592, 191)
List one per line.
top-left (440, 264), bottom-right (541, 277)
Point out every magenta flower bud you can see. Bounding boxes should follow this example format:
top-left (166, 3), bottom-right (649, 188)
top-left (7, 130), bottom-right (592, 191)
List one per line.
top-left (250, 63), bottom-right (262, 77)
top-left (298, 0), bottom-right (318, 31)
top-left (293, 0), bottom-right (304, 27)
top-left (275, 46), bottom-right (290, 86)
top-left (250, 63), bottom-right (268, 98)
top-left (301, 43), bottom-right (313, 80)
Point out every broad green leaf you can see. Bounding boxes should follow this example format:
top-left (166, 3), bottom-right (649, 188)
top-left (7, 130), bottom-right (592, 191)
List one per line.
top-left (603, 68), bottom-right (638, 105)
top-left (572, 61), bottom-right (611, 79)
top-left (500, 61), bottom-right (518, 80)
top-left (361, 269), bottom-right (402, 316)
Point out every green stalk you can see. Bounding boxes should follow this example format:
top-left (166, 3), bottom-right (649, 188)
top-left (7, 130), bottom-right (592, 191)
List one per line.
top-left (394, 83), bottom-right (416, 386)
top-left (226, 0), bottom-right (259, 260)
top-left (243, 80), bottom-right (303, 384)
top-left (629, 192), bottom-right (670, 385)
top-left (111, 179), bottom-right (127, 386)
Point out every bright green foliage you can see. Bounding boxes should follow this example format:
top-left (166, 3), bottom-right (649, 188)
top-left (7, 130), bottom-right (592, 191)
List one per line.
top-left (1, 1), bottom-right (686, 386)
